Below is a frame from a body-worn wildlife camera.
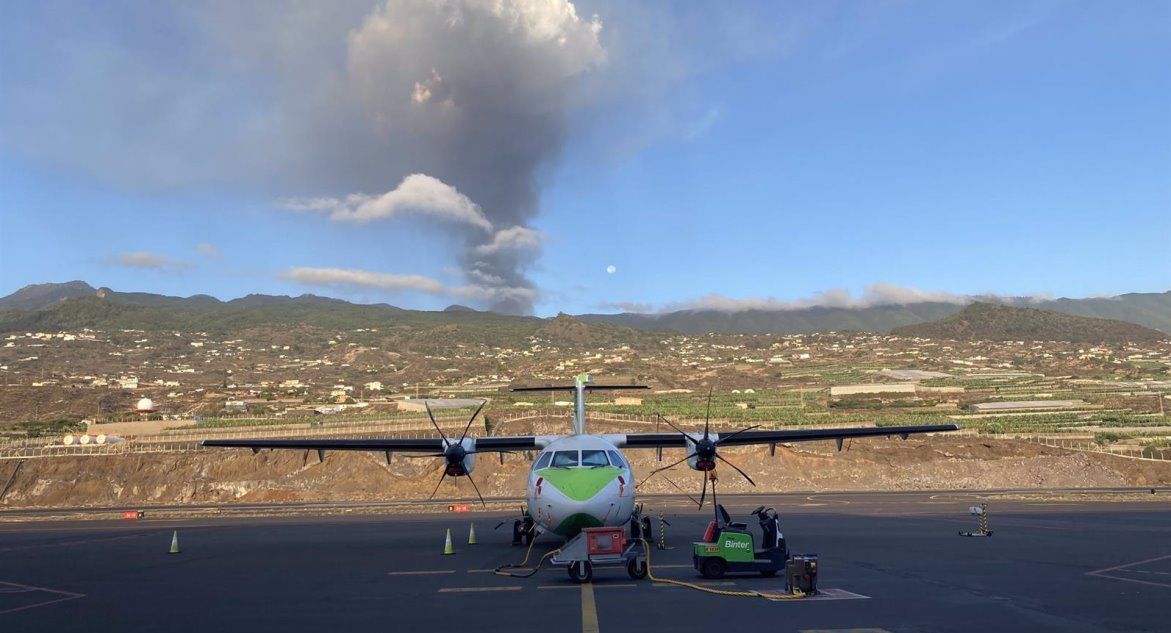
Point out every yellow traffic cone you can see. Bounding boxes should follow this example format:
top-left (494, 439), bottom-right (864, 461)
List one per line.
top-left (169, 530), bottom-right (181, 554)
top-left (442, 528), bottom-right (454, 555)
top-left (468, 523), bottom-right (477, 545)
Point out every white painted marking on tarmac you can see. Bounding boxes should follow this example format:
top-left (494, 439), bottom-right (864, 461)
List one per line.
top-left (438, 586), bottom-right (522, 593)
top-left (387, 570), bottom-right (455, 576)
top-left (465, 568), bottom-right (497, 573)
top-left (1086, 553), bottom-right (1171, 589)
top-left (653, 581), bottom-right (736, 588)
top-left (800, 628), bottom-right (891, 632)
top-left (0, 580), bottom-right (86, 615)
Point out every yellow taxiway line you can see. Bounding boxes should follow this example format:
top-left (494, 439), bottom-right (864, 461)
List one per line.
top-left (581, 582), bottom-right (599, 633)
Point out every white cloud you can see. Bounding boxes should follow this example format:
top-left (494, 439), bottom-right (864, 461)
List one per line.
top-left (278, 174), bottom-right (492, 231)
top-left (474, 226), bottom-right (543, 256)
top-left (281, 266), bottom-right (536, 306)
top-left (196, 243), bottom-right (220, 258)
top-left (635, 284), bottom-right (975, 313)
top-left (113, 252), bottom-right (192, 271)
top-left (599, 300), bottom-right (652, 313)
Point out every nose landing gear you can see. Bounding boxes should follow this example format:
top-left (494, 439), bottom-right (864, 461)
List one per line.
top-left (512, 512), bottom-right (535, 546)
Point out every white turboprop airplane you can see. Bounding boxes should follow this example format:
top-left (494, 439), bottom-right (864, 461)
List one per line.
top-left (204, 375), bottom-right (958, 541)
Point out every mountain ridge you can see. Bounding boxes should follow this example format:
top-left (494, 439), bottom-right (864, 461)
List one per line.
top-left (891, 302), bottom-right (1166, 343)
top-left (2, 282), bottom-right (1168, 336)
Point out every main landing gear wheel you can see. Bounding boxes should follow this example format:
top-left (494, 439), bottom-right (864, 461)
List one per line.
top-left (626, 558), bottom-right (648, 580)
top-left (568, 560), bottom-right (593, 583)
top-left (700, 557), bottom-right (727, 579)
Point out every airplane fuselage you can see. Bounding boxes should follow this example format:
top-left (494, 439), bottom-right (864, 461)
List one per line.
top-left (525, 434), bottom-right (636, 537)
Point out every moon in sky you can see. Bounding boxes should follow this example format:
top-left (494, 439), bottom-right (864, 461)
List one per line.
top-left (606, 265), bottom-right (617, 274)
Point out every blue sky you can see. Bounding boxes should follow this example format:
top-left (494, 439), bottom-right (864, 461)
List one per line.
top-left (2, 0), bottom-right (1168, 316)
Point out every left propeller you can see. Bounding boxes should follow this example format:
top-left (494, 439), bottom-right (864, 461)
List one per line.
top-left (417, 400), bottom-right (491, 506)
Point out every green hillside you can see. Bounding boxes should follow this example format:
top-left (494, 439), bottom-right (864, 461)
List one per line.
top-left (891, 302), bottom-right (1167, 343)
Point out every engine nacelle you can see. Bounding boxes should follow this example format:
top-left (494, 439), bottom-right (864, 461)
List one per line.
top-left (685, 432), bottom-right (719, 471)
top-left (443, 437), bottom-right (476, 476)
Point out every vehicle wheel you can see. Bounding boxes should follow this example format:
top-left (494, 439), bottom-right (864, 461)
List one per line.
top-left (641, 517), bottom-right (653, 543)
top-left (760, 570), bottom-right (778, 578)
top-left (568, 561), bottom-right (593, 583)
top-left (700, 557), bottom-right (726, 579)
top-left (627, 558), bottom-right (648, 580)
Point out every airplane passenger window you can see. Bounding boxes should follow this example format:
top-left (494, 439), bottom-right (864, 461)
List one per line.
top-left (533, 452), bottom-right (553, 470)
top-left (606, 450), bottom-right (626, 468)
top-left (550, 450), bottom-right (579, 468)
top-left (581, 450), bottom-right (609, 467)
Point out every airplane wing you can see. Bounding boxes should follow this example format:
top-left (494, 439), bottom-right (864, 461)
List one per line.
top-left (201, 436), bottom-right (540, 454)
top-left (617, 423), bottom-right (959, 449)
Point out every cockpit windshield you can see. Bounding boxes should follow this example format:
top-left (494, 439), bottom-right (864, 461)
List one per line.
top-left (550, 450), bottom-right (579, 468)
top-left (580, 450), bottom-right (610, 467)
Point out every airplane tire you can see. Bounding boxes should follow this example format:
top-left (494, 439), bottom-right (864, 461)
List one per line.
top-left (700, 557), bottom-right (727, 579)
top-left (627, 558), bottom-right (648, 580)
top-left (568, 561), bottom-right (593, 584)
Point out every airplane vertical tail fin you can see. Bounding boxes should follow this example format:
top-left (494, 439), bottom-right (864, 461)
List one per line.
top-left (509, 377), bottom-right (649, 435)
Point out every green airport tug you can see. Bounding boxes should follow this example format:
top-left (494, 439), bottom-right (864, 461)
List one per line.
top-left (693, 505), bottom-right (788, 579)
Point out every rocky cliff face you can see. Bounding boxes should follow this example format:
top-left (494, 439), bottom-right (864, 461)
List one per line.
top-left (2, 436), bottom-right (1167, 509)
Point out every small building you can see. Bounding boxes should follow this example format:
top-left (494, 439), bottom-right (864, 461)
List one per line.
top-left (829, 383), bottom-right (917, 397)
top-left (967, 400), bottom-right (1085, 413)
top-left (397, 398), bottom-right (484, 412)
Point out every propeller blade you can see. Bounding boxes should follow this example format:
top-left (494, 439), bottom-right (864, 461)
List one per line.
top-left (716, 454), bottom-right (756, 487)
top-left (656, 413), bottom-right (692, 438)
top-left (465, 472), bottom-right (487, 506)
top-left (636, 453), bottom-right (695, 488)
top-left (424, 401), bottom-right (450, 445)
top-left (428, 470), bottom-right (448, 500)
top-left (458, 400), bottom-right (487, 444)
top-left (716, 424), bottom-right (762, 445)
top-left (698, 471), bottom-right (709, 509)
top-left (703, 388), bottom-right (713, 440)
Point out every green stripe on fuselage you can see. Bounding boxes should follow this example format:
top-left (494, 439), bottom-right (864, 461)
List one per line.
top-left (553, 512), bottom-right (603, 536)
top-left (538, 466), bottom-right (620, 502)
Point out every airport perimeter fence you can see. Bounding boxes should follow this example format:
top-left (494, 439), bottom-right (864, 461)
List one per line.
top-left (1024, 436), bottom-right (1171, 462)
top-left (0, 409), bottom-right (889, 460)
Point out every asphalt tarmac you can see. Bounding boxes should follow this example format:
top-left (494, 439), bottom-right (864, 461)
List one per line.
top-left (1, 490), bottom-right (1168, 632)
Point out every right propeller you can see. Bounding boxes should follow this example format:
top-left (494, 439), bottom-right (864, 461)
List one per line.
top-left (638, 389), bottom-right (760, 508)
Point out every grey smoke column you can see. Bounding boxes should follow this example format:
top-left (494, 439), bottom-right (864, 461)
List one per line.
top-left (342, 0), bottom-right (606, 313)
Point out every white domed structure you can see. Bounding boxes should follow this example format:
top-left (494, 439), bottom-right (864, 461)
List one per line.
top-left (135, 397), bottom-right (155, 413)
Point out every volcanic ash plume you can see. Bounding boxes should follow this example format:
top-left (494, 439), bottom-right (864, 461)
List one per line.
top-left (335, 0), bottom-right (606, 313)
